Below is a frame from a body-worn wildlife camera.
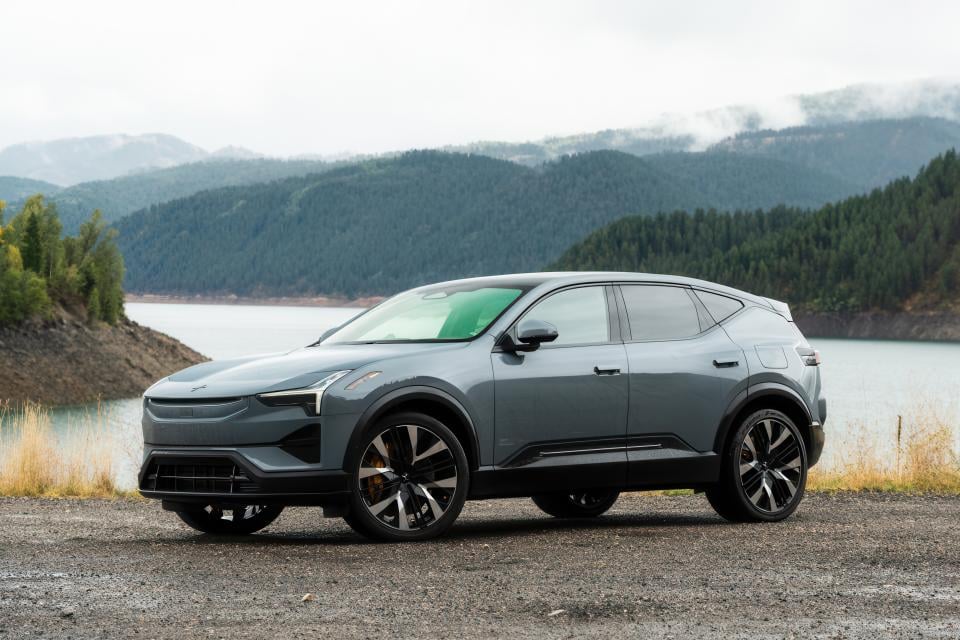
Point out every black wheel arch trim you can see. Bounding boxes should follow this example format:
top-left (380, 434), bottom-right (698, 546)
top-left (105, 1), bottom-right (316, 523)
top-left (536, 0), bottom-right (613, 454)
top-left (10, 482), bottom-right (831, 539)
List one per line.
top-left (714, 383), bottom-right (814, 455)
top-left (344, 385), bottom-right (481, 470)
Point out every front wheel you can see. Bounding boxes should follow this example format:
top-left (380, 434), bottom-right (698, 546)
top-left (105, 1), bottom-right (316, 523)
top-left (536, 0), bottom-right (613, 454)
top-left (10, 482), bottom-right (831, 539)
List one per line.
top-left (176, 504), bottom-right (283, 535)
top-left (345, 412), bottom-right (469, 541)
top-left (707, 409), bottom-right (808, 522)
top-left (532, 490), bottom-right (620, 518)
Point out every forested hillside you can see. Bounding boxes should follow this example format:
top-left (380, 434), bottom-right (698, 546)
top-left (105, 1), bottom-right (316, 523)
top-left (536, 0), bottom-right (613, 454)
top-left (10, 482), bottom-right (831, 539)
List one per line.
top-left (15, 158), bottom-right (334, 234)
top-left (710, 117), bottom-right (960, 189)
top-left (116, 150), bottom-right (857, 297)
top-left (552, 151), bottom-right (960, 312)
top-left (0, 196), bottom-right (124, 325)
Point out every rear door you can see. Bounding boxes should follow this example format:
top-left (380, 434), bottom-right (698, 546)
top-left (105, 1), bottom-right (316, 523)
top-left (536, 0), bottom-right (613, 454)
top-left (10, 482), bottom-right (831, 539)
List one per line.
top-left (616, 284), bottom-right (749, 484)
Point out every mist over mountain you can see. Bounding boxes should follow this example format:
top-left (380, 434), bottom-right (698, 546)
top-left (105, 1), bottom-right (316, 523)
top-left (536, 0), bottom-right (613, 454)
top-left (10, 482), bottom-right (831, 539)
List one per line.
top-left (455, 78), bottom-right (960, 168)
top-left (710, 117), bottom-right (960, 188)
top-left (0, 133), bottom-right (260, 186)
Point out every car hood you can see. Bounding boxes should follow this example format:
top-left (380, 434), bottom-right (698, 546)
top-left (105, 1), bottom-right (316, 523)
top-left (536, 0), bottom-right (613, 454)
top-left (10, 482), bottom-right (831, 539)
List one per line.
top-left (145, 342), bottom-right (467, 399)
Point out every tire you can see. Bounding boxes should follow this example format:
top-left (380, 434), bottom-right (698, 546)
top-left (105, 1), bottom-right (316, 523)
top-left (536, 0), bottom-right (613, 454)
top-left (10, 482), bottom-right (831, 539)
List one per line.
top-left (344, 412), bottom-right (469, 541)
top-left (176, 504), bottom-right (283, 535)
top-left (532, 490), bottom-right (620, 518)
top-left (707, 408), bottom-right (808, 522)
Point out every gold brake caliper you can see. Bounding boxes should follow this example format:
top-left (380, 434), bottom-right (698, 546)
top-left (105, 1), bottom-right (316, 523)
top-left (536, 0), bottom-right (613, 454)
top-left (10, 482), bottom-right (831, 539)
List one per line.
top-left (365, 452), bottom-right (386, 501)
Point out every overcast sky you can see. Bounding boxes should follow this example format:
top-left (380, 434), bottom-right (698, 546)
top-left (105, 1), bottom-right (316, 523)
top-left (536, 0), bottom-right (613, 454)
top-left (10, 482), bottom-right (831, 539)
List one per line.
top-left (1, 0), bottom-right (958, 156)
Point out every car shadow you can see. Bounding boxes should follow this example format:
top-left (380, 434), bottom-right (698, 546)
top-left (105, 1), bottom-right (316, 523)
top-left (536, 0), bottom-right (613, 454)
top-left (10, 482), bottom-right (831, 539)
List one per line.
top-left (163, 511), bottom-right (727, 547)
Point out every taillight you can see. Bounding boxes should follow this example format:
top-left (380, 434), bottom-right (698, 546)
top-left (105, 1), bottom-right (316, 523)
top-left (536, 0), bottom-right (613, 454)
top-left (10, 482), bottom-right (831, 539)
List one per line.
top-left (796, 347), bottom-right (821, 366)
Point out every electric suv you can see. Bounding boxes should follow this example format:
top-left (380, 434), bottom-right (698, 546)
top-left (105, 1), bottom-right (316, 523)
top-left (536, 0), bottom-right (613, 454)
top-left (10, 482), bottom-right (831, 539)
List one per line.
top-left (139, 272), bottom-right (826, 541)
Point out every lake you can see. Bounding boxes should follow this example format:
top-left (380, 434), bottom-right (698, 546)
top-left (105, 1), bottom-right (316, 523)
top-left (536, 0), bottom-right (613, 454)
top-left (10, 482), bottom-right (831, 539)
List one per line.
top-left (51, 302), bottom-right (960, 488)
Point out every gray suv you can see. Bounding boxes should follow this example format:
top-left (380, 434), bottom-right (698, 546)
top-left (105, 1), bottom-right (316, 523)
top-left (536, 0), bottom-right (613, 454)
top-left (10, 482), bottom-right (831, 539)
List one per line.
top-left (139, 272), bottom-right (826, 541)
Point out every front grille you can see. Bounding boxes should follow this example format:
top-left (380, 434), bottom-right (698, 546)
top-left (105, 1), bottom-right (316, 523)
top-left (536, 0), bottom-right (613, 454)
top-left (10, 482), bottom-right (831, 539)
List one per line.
top-left (141, 457), bottom-right (260, 494)
top-left (146, 397), bottom-right (246, 421)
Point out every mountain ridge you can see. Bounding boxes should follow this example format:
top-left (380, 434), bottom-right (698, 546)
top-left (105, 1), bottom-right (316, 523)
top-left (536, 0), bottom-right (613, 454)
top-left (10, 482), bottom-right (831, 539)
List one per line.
top-left (0, 133), bottom-right (261, 186)
top-left (114, 149), bottom-right (861, 298)
top-left (551, 150), bottom-right (960, 314)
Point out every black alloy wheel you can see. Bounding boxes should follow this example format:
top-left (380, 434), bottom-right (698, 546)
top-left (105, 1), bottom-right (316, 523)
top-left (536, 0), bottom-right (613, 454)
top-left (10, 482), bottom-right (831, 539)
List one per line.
top-left (532, 490), bottom-right (620, 518)
top-left (345, 412), bottom-right (469, 541)
top-left (707, 408), bottom-right (808, 522)
top-left (176, 504), bottom-right (283, 535)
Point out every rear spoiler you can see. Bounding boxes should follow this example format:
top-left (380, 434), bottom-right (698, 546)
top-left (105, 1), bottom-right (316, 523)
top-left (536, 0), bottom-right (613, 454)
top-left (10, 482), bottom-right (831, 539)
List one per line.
top-left (764, 297), bottom-right (793, 322)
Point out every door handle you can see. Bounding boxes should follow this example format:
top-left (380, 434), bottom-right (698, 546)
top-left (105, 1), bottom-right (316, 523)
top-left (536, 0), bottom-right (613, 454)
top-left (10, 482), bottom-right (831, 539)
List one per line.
top-left (594, 365), bottom-right (621, 376)
top-left (713, 359), bottom-right (739, 368)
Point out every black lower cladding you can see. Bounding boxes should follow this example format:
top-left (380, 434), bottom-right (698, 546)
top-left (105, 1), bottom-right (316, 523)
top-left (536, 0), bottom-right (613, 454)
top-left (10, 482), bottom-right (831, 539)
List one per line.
top-left (469, 434), bottom-right (720, 499)
top-left (138, 450), bottom-right (349, 506)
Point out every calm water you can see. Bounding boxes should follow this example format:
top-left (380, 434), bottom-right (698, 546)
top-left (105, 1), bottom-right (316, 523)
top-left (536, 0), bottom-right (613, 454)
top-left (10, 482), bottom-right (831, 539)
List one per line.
top-left (50, 303), bottom-right (960, 487)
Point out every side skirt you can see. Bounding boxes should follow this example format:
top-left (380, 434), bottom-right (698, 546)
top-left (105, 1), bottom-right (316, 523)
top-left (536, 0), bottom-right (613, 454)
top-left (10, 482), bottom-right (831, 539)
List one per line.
top-left (469, 436), bottom-right (722, 500)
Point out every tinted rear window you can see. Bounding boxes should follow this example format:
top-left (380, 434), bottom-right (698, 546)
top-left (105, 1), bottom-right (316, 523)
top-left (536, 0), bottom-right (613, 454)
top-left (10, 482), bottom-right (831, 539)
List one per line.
top-left (695, 290), bottom-right (744, 323)
top-left (621, 285), bottom-right (701, 341)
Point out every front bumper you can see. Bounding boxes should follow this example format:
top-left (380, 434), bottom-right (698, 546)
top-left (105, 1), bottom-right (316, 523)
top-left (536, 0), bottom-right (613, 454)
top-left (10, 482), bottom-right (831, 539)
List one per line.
top-left (138, 448), bottom-right (350, 506)
top-left (140, 397), bottom-right (361, 506)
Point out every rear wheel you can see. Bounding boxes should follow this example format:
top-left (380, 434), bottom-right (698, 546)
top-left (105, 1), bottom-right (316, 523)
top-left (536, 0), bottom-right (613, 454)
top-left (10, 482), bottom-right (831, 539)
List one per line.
top-left (176, 504), bottom-right (283, 535)
top-left (707, 409), bottom-right (807, 522)
top-left (532, 490), bottom-right (620, 518)
top-left (345, 412), bottom-right (469, 541)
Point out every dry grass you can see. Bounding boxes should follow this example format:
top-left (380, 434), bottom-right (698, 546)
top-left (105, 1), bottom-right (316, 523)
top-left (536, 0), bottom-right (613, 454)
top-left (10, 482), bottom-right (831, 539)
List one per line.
top-left (0, 400), bottom-right (958, 498)
top-left (0, 402), bottom-right (128, 498)
top-left (808, 407), bottom-right (960, 494)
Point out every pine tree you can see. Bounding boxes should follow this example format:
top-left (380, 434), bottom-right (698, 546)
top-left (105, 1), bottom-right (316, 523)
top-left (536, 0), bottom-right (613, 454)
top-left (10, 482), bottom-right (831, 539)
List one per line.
top-left (21, 212), bottom-right (43, 273)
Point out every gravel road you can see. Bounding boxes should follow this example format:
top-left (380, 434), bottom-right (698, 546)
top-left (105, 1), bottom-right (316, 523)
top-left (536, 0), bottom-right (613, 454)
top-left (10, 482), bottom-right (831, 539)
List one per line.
top-left (1, 493), bottom-right (958, 639)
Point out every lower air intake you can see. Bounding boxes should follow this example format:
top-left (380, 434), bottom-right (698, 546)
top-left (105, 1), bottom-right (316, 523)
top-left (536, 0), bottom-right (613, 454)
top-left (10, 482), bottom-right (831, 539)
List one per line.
top-left (141, 457), bottom-right (260, 494)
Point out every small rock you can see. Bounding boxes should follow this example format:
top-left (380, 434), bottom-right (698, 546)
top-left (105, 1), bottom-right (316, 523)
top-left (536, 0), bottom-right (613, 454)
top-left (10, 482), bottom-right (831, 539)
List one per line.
top-left (301, 593), bottom-right (318, 602)
top-left (60, 607), bottom-right (75, 618)
top-left (547, 609), bottom-right (566, 617)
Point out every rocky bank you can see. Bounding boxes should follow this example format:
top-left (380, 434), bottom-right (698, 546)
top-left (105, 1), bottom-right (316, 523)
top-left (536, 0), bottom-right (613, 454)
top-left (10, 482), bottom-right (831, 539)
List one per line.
top-left (0, 310), bottom-right (205, 406)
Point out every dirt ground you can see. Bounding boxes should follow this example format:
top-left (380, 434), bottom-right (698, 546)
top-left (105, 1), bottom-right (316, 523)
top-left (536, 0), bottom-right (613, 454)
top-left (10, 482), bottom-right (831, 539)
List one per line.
top-left (1, 492), bottom-right (958, 639)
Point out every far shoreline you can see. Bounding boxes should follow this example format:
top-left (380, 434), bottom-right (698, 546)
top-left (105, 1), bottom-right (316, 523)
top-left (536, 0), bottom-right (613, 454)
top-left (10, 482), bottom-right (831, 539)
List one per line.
top-left (125, 294), bottom-right (960, 342)
top-left (125, 293), bottom-right (384, 308)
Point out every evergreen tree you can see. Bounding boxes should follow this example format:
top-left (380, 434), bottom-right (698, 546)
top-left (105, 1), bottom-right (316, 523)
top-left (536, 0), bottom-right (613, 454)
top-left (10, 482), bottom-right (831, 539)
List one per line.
top-left (0, 198), bottom-right (124, 326)
top-left (21, 211), bottom-right (43, 273)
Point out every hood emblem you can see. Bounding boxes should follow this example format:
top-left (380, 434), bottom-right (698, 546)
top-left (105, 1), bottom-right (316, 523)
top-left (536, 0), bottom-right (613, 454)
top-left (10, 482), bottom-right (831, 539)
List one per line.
top-left (191, 384), bottom-right (207, 392)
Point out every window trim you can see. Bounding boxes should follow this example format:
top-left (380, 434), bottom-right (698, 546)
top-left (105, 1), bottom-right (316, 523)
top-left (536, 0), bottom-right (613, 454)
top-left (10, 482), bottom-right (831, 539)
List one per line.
top-left (495, 283), bottom-right (620, 351)
top-left (691, 287), bottom-right (746, 325)
top-left (616, 283), bottom-right (722, 344)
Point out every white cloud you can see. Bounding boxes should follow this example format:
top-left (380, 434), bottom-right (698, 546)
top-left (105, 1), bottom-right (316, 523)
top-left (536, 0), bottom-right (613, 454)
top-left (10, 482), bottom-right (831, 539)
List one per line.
top-left (1, 0), bottom-right (959, 155)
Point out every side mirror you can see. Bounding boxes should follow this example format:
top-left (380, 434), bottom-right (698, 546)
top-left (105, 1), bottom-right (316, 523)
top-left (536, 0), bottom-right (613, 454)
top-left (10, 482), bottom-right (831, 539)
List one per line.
top-left (501, 319), bottom-right (559, 352)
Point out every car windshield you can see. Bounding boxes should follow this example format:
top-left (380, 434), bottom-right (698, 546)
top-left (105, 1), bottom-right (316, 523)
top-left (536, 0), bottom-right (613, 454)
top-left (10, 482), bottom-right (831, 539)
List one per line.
top-left (326, 285), bottom-right (526, 343)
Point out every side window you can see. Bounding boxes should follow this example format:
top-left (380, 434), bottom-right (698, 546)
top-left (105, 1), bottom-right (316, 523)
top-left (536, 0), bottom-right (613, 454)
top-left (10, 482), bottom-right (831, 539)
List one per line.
top-left (523, 286), bottom-right (609, 346)
top-left (695, 290), bottom-right (744, 323)
top-left (621, 285), bottom-right (701, 341)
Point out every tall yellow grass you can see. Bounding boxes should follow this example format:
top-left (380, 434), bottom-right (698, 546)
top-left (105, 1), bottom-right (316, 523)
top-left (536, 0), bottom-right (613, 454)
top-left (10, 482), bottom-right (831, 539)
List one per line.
top-left (0, 401), bottom-right (957, 498)
top-left (808, 407), bottom-right (960, 493)
top-left (0, 402), bottom-right (121, 497)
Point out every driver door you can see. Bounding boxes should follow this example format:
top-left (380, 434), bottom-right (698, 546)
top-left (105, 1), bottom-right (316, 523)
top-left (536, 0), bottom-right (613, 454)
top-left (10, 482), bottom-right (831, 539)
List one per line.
top-left (490, 285), bottom-right (628, 489)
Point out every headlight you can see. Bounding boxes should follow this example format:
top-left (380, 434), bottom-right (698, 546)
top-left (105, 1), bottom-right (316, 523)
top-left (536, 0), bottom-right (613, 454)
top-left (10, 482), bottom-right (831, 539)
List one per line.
top-left (256, 370), bottom-right (351, 416)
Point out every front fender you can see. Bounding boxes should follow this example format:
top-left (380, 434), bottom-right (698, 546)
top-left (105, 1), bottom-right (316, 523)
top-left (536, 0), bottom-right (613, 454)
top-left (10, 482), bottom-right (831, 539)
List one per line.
top-left (340, 385), bottom-right (481, 471)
